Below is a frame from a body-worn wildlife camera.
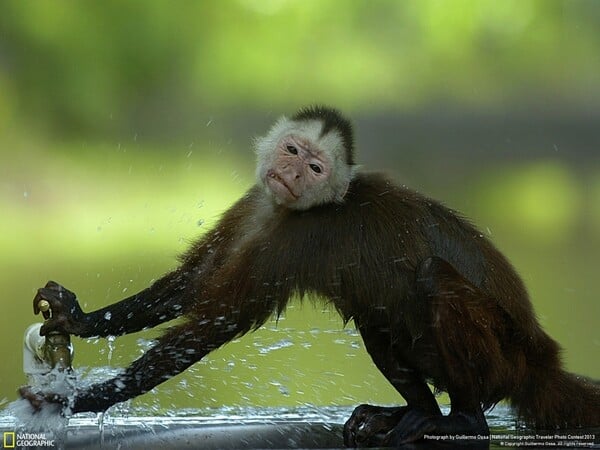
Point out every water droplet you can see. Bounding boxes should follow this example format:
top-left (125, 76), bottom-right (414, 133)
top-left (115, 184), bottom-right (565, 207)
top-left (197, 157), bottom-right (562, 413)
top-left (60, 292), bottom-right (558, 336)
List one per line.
top-left (107, 336), bottom-right (116, 365)
top-left (258, 339), bottom-right (293, 355)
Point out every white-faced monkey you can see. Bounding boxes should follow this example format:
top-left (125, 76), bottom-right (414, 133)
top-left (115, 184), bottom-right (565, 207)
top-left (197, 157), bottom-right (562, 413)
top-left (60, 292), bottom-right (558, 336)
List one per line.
top-left (22, 106), bottom-right (599, 446)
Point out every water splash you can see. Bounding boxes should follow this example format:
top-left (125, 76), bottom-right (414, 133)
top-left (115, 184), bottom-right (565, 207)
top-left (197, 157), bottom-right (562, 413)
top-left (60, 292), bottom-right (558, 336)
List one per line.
top-left (106, 336), bottom-right (116, 366)
top-left (256, 339), bottom-right (294, 355)
top-left (3, 367), bottom-right (75, 440)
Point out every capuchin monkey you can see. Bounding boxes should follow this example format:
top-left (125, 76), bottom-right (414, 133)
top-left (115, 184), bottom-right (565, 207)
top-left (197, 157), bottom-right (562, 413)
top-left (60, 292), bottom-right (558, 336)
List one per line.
top-left (21, 106), bottom-right (599, 446)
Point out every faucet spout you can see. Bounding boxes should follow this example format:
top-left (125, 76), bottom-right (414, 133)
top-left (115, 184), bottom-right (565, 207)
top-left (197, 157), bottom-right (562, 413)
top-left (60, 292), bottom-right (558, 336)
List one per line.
top-left (43, 331), bottom-right (73, 371)
top-left (23, 323), bottom-right (74, 378)
top-left (36, 298), bottom-right (74, 371)
top-left (23, 300), bottom-right (74, 380)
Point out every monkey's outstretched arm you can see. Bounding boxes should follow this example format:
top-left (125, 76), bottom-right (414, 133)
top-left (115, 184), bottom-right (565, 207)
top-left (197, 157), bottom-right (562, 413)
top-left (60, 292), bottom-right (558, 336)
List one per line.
top-left (33, 206), bottom-right (249, 339)
top-left (21, 313), bottom-right (242, 414)
top-left (72, 319), bottom-right (230, 413)
top-left (33, 270), bottom-right (191, 338)
top-left (25, 254), bottom-right (277, 414)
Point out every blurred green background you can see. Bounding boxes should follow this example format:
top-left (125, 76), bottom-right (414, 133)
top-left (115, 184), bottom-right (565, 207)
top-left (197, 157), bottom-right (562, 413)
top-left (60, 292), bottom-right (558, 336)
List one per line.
top-left (1, 0), bottom-right (599, 414)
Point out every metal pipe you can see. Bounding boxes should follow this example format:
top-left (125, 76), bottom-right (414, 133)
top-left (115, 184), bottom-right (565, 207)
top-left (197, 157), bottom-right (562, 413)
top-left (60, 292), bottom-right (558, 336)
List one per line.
top-left (37, 299), bottom-right (73, 371)
top-left (23, 301), bottom-right (74, 378)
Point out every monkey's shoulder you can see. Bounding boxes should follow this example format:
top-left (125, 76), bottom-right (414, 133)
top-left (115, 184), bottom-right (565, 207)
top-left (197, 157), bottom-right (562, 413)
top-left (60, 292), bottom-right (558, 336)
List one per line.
top-left (263, 172), bottom-right (450, 247)
top-left (348, 171), bottom-right (422, 202)
top-left (346, 172), bottom-right (489, 269)
top-left (344, 172), bottom-right (455, 222)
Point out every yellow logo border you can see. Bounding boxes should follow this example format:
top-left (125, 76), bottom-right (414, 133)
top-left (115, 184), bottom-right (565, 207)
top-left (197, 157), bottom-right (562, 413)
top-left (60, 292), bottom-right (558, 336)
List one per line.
top-left (3, 432), bottom-right (15, 448)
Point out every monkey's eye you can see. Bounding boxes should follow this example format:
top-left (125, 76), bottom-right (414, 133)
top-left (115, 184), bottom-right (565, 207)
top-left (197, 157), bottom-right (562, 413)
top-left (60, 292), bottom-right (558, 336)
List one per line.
top-left (309, 164), bottom-right (322, 174)
top-left (286, 145), bottom-right (298, 155)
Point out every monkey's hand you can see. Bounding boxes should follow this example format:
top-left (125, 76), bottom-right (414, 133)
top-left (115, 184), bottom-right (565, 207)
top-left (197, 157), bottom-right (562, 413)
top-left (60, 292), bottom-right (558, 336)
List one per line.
top-left (33, 281), bottom-right (88, 336)
top-left (18, 385), bottom-right (69, 415)
top-left (343, 404), bottom-right (409, 447)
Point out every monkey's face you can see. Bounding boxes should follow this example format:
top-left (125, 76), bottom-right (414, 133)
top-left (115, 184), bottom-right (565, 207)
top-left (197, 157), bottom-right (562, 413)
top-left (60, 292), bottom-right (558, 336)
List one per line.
top-left (255, 117), bottom-right (356, 210)
top-left (262, 134), bottom-right (332, 208)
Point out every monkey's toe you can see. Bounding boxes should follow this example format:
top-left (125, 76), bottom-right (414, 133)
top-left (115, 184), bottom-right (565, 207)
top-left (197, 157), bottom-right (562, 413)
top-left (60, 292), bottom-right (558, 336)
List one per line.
top-left (386, 410), bottom-right (489, 446)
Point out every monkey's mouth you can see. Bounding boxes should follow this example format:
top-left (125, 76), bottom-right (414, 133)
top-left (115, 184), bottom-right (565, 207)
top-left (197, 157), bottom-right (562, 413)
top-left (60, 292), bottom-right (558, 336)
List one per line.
top-left (266, 170), bottom-right (299, 201)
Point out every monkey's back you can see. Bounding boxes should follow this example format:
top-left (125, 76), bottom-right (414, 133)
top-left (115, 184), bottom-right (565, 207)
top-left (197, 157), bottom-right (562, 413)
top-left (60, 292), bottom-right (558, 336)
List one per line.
top-left (197, 171), bottom-right (539, 342)
top-left (259, 172), bottom-right (540, 338)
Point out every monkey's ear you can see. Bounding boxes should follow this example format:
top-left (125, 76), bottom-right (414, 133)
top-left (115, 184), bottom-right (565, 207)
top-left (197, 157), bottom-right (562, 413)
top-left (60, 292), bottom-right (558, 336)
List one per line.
top-left (339, 165), bottom-right (360, 200)
top-left (331, 164), bottom-right (360, 203)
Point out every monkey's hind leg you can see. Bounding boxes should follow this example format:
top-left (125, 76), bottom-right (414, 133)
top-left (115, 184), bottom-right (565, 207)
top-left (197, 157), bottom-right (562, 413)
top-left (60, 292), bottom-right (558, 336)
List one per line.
top-left (343, 325), bottom-right (443, 447)
top-left (386, 256), bottom-right (511, 445)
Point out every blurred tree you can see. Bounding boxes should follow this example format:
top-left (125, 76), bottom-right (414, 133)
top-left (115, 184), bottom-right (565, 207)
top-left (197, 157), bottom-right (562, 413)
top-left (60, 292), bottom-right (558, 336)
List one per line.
top-left (0, 0), bottom-right (599, 138)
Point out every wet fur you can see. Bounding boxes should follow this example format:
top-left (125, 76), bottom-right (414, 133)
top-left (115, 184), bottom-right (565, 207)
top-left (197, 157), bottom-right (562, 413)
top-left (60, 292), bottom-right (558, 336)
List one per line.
top-left (146, 173), bottom-right (597, 428)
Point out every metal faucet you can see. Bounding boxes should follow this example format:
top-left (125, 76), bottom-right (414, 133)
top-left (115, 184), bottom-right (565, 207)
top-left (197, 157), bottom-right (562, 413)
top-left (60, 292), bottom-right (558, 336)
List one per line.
top-left (23, 300), bottom-right (74, 378)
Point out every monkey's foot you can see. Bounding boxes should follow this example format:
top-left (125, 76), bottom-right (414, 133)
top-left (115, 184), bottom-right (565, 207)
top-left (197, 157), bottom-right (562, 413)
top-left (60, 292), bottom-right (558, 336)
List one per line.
top-left (343, 404), bottom-right (409, 447)
top-left (387, 409), bottom-right (489, 445)
top-left (344, 406), bottom-right (489, 447)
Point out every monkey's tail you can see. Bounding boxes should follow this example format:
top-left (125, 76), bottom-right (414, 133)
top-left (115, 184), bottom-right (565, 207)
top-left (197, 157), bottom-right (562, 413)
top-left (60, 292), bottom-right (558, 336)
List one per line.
top-left (510, 336), bottom-right (600, 429)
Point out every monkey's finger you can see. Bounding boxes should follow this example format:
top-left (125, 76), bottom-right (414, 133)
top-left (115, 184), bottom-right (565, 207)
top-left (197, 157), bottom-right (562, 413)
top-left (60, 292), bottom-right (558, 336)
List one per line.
top-left (343, 404), bottom-right (382, 447)
top-left (18, 386), bottom-right (43, 412)
top-left (44, 280), bottom-right (62, 289)
top-left (39, 314), bottom-right (71, 336)
top-left (343, 418), bottom-right (366, 447)
top-left (44, 281), bottom-right (77, 302)
top-left (34, 287), bottom-right (65, 316)
top-left (342, 428), bottom-right (356, 447)
top-left (394, 412), bottom-right (435, 445)
top-left (33, 281), bottom-right (62, 314)
top-left (355, 413), bottom-right (387, 439)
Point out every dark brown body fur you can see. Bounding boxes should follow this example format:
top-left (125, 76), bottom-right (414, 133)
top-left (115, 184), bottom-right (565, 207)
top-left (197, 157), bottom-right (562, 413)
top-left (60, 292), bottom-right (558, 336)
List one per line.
top-left (33, 172), bottom-right (599, 438)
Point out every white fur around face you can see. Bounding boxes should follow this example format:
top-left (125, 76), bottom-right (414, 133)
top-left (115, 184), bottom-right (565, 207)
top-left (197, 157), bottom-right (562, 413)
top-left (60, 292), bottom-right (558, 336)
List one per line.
top-left (254, 116), bottom-right (357, 210)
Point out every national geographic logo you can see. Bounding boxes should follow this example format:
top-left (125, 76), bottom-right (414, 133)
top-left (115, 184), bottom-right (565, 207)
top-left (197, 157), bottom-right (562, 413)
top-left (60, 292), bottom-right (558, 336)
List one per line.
top-left (2, 433), bottom-right (14, 448)
top-left (3, 432), bottom-right (55, 448)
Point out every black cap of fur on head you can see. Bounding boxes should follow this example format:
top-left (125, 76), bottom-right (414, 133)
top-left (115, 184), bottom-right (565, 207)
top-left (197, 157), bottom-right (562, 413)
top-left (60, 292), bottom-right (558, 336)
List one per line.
top-left (292, 105), bottom-right (355, 166)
